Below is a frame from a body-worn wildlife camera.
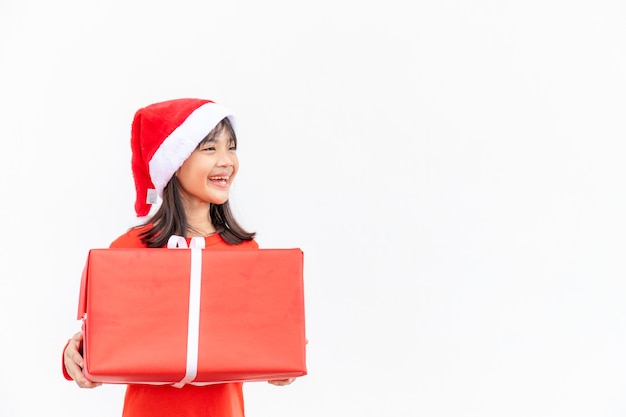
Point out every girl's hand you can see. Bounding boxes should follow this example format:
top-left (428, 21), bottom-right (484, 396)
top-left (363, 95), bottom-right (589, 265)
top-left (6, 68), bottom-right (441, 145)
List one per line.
top-left (63, 331), bottom-right (102, 389)
top-left (267, 339), bottom-right (306, 386)
top-left (268, 378), bottom-right (296, 386)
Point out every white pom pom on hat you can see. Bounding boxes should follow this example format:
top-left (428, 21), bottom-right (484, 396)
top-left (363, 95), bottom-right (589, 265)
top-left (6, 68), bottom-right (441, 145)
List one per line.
top-left (130, 98), bottom-right (237, 217)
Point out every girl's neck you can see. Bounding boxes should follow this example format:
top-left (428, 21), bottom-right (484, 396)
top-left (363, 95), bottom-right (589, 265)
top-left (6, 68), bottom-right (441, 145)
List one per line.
top-left (186, 227), bottom-right (216, 238)
top-left (184, 206), bottom-right (216, 237)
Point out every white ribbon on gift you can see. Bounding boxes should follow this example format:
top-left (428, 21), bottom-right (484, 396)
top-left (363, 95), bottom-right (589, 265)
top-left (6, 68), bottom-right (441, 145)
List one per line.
top-left (167, 235), bottom-right (205, 388)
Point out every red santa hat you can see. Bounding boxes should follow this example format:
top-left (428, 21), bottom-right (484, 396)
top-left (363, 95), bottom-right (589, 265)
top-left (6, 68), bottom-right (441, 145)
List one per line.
top-left (130, 98), bottom-right (236, 217)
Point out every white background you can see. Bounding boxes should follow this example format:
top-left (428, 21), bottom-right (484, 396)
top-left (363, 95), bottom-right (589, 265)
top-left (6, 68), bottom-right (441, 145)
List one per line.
top-left (1, 1), bottom-right (625, 416)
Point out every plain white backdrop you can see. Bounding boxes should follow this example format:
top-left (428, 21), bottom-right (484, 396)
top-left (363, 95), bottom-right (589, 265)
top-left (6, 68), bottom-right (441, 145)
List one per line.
top-left (1, 1), bottom-right (625, 416)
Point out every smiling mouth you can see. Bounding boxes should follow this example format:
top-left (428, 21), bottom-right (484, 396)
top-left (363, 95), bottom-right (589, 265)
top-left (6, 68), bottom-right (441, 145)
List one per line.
top-left (209, 176), bottom-right (229, 186)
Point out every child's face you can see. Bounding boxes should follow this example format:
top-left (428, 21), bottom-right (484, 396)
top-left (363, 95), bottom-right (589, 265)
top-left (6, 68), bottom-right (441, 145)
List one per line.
top-left (175, 129), bottom-right (238, 206)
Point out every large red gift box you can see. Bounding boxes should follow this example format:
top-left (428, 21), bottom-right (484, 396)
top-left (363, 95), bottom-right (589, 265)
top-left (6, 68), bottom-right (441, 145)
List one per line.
top-left (77, 245), bottom-right (306, 386)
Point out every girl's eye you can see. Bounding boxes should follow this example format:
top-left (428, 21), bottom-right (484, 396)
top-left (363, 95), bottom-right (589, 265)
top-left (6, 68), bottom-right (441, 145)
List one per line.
top-left (229, 146), bottom-right (237, 151)
top-left (202, 146), bottom-right (216, 151)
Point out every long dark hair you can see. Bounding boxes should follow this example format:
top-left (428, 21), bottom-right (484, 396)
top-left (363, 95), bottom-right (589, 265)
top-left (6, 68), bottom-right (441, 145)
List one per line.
top-left (136, 117), bottom-right (256, 248)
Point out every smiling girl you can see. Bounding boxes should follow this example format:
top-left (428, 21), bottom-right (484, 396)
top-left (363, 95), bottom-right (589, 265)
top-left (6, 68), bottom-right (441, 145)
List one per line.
top-left (62, 98), bottom-right (294, 417)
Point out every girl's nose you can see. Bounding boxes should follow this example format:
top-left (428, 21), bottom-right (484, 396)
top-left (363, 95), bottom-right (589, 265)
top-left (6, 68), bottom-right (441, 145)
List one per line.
top-left (216, 150), bottom-right (234, 167)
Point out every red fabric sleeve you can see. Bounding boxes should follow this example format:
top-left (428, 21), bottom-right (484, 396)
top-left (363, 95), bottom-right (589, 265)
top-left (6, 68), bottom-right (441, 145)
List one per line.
top-left (109, 226), bottom-right (149, 248)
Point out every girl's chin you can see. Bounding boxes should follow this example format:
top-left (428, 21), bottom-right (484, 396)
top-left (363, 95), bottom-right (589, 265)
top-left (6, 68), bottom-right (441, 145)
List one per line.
top-left (208, 194), bottom-right (229, 205)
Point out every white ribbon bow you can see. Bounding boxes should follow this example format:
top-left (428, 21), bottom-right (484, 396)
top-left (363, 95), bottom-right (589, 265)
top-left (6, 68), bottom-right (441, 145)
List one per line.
top-left (167, 235), bottom-right (206, 249)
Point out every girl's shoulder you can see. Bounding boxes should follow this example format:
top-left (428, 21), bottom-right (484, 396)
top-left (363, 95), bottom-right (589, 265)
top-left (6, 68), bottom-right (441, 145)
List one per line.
top-left (233, 238), bottom-right (259, 249)
top-left (205, 233), bottom-right (259, 249)
top-left (109, 225), bottom-right (151, 248)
